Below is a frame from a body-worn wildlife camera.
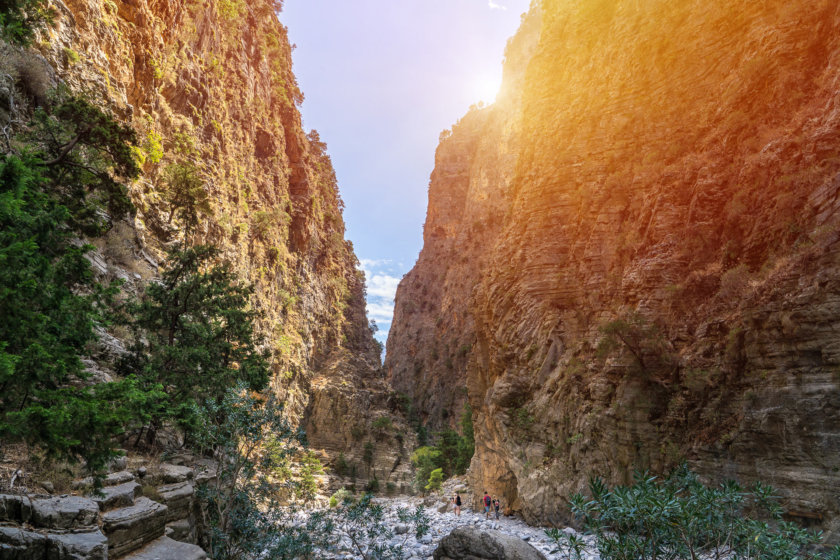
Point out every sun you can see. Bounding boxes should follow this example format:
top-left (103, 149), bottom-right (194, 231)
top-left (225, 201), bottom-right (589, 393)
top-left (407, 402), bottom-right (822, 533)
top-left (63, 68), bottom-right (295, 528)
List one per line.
top-left (470, 73), bottom-right (503, 105)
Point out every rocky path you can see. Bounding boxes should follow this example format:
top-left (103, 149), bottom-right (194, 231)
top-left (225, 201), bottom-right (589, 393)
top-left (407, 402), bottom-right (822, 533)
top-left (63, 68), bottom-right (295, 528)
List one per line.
top-left (323, 494), bottom-right (600, 560)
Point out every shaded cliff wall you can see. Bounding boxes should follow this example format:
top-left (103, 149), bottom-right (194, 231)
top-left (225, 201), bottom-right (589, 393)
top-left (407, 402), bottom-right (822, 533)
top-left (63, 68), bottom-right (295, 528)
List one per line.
top-left (385, 5), bottom-right (542, 430)
top-left (23, 0), bottom-right (403, 480)
top-left (388, 0), bottom-right (840, 537)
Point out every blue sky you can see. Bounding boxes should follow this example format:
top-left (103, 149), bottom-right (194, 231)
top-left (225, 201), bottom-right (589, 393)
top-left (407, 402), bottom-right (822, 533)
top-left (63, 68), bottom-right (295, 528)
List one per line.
top-left (280, 0), bottom-right (531, 349)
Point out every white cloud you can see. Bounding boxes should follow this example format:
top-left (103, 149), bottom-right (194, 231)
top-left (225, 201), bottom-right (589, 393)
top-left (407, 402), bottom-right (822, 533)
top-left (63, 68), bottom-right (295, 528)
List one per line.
top-left (367, 301), bottom-right (395, 324)
top-left (367, 274), bottom-right (400, 300)
top-left (488, 0), bottom-right (507, 10)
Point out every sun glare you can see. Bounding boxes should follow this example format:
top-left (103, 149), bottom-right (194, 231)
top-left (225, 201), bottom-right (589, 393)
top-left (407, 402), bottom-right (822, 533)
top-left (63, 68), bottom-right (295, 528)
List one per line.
top-left (471, 74), bottom-right (502, 104)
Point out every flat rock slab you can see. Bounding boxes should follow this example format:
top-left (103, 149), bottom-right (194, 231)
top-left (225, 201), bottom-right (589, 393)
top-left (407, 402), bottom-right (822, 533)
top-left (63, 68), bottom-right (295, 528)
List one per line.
top-left (103, 497), bottom-right (168, 557)
top-left (29, 496), bottom-right (100, 530)
top-left (0, 526), bottom-right (47, 559)
top-left (433, 527), bottom-right (547, 560)
top-left (74, 470), bottom-right (136, 490)
top-left (91, 481), bottom-right (141, 511)
top-left (120, 536), bottom-right (206, 560)
top-left (156, 481), bottom-right (193, 522)
top-left (159, 464), bottom-right (193, 484)
top-left (47, 530), bottom-right (108, 560)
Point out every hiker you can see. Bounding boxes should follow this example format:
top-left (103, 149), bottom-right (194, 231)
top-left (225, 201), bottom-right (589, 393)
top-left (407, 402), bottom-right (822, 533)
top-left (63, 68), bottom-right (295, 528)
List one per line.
top-left (454, 492), bottom-right (462, 516)
top-left (483, 491), bottom-right (492, 519)
top-left (493, 498), bottom-right (501, 520)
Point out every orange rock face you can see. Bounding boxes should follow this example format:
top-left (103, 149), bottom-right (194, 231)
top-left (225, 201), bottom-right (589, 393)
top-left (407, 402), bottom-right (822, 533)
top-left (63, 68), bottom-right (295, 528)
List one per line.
top-left (388, 0), bottom-right (840, 537)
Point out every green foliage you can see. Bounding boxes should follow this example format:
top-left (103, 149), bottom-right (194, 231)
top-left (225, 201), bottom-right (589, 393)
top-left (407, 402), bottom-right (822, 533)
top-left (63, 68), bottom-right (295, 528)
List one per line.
top-left (364, 477), bottom-right (379, 493)
top-left (565, 464), bottom-right (840, 560)
top-left (330, 488), bottom-right (354, 509)
top-left (363, 441), bottom-right (375, 467)
top-left (545, 528), bottom-right (586, 560)
top-left (334, 452), bottom-right (349, 477)
top-left (28, 86), bottom-right (138, 235)
top-left (193, 385), bottom-right (332, 560)
top-left (596, 312), bottom-right (672, 375)
top-left (425, 468), bottom-right (444, 492)
top-left (161, 161), bottom-right (210, 232)
top-left (0, 88), bottom-right (150, 475)
top-left (410, 446), bottom-right (441, 491)
top-left (143, 131), bottom-right (164, 164)
top-left (372, 415), bottom-right (393, 439)
top-left (296, 451), bottom-right (324, 504)
top-left (0, 0), bottom-right (54, 45)
top-left (331, 494), bottom-right (429, 560)
top-left (120, 245), bottom-right (270, 435)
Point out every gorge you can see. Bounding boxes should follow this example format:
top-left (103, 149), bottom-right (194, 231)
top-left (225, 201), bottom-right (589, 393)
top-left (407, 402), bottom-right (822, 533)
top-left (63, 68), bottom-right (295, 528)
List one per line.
top-left (2, 0), bottom-right (840, 557)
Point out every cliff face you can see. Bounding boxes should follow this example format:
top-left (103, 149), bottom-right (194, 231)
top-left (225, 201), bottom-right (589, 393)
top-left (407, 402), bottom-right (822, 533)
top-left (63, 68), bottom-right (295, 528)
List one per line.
top-left (21, 0), bottom-right (401, 480)
top-left (388, 0), bottom-right (840, 537)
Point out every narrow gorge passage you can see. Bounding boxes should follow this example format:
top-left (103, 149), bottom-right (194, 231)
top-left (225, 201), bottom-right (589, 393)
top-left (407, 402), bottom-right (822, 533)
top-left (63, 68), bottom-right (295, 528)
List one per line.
top-left (2, 0), bottom-right (840, 559)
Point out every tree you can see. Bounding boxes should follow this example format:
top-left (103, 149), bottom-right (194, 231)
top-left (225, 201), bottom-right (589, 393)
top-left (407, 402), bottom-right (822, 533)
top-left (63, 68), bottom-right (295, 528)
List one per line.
top-left (30, 86), bottom-right (138, 235)
top-left (120, 244), bottom-right (270, 437)
top-left (193, 385), bottom-right (332, 560)
top-left (0, 88), bottom-right (153, 475)
top-left (0, 0), bottom-right (54, 45)
top-left (161, 161), bottom-right (211, 233)
top-left (425, 468), bottom-right (444, 492)
top-left (410, 446), bottom-right (441, 491)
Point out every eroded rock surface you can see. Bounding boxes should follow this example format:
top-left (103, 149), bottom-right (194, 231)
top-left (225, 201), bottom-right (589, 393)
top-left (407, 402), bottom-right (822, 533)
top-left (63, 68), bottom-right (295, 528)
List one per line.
top-left (433, 526), bottom-right (547, 560)
top-left (387, 0), bottom-right (840, 541)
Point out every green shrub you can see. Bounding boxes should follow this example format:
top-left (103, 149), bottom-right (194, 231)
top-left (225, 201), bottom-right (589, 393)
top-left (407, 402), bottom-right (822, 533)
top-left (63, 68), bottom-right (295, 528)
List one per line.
top-left (560, 464), bottom-right (840, 560)
top-left (425, 468), bottom-right (444, 492)
top-left (0, 0), bottom-right (55, 45)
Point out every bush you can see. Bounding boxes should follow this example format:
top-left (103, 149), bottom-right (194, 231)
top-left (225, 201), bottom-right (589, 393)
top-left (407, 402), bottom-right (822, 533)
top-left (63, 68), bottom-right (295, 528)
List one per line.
top-left (119, 244), bottom-right (270, 439)
top-left (331, 494), bottom-right (429, 560)
top-left (559, 464), bottom-right (840, 560)
top-left (0, 0), bottom-right (54, 45)
top-left (425, 468), bottom-right (444, 492)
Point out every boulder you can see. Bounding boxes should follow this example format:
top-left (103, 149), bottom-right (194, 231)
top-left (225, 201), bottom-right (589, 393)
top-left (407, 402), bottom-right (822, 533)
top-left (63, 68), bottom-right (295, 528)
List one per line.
top-left (433, 527), bottom-right (547, 560)
top-left (119, 536), bottom-right (206, 560)
top-left (0, 526), bottom-right (47, 559)
top-left (46, 530), bottom-right (108, 560)
top-left (165, 518), bottom-right (193, 543)
top-left (73, 470), bottom-right (135, 490)
top-left (102, 497), bottom-right (167, 557)
top-left (28, 496), bottom-right (99, 530)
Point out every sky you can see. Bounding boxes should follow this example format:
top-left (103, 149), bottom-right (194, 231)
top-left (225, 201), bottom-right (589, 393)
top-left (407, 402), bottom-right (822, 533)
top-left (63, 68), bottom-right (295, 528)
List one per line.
top-left (280, 0), bottom-right (532, 350)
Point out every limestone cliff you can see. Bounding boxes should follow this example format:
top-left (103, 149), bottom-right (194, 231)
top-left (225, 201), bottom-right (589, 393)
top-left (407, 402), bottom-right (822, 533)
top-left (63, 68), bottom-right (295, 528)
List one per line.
top-left (388, 0), bottom-right (840, 538)
top-left (7, 0), bottom-right (403, 482)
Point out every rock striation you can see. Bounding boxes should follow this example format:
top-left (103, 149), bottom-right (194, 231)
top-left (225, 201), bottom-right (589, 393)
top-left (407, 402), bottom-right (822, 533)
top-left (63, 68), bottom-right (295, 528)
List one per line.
top-left (388, 0), bottom-right (840, 541)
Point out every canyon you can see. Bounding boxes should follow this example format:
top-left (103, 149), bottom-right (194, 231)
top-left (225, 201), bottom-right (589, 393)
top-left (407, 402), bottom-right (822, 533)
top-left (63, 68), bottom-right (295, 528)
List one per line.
top-left (1, 0), bottom-right (409, 492)
top-left (388, 0), bottom-right (840, 541)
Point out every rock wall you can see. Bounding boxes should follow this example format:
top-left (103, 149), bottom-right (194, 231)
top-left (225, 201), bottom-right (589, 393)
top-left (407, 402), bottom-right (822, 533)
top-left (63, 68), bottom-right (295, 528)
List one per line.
top-left (387, 0), bottom-right (840, 538)
top-left (4, 0), bottom-right (391, 475)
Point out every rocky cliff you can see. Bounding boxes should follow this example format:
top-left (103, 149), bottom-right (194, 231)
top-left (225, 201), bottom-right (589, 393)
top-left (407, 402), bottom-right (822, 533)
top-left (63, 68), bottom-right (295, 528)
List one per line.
top-left (388, 0), bottom-right (840, 538)
top-left (2, 0), bottom-right (404, 483)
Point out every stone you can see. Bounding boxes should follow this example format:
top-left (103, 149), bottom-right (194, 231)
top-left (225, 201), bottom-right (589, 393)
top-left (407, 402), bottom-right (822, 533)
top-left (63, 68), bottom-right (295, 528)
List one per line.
top-left (0, 526), bottom-right (47, 560)
top-left (46, 530), bottom-right (108, 560)
top-left (433, 527), bottom-right (547, 560)
top-left (108, 455), bottom-right (128, 473)
top-left (102, 497), bottom-right (167, 557)
top-left (156, 481), bottom-right (193, 522)
top-left (166, 518), bottom-right (193, 543)
top-left (119, 536), bottom-right (206, 560)
top-left (0, 494), bottom-right (26, 523)
top-left (90, 481), bottom-right (141, 511)
top-left (40, 481), bottom-right (55, 494)
top-left (29, 496), bottom-right (99, 530)
top-left (159, 464), bottom-right (193, 484)
top-left (73, 470), bottom-right (135, 490)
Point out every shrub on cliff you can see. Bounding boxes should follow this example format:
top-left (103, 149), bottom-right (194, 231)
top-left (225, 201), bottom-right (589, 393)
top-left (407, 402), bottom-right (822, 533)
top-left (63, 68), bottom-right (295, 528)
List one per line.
top-left (555, 464), bottom-right (840, 560)
top-left (0, 0), bottom-right (54, 45)
top-left (120, 244), bottom-right (270, 440)
top-left (0, 89), bottom-right (158, 475)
